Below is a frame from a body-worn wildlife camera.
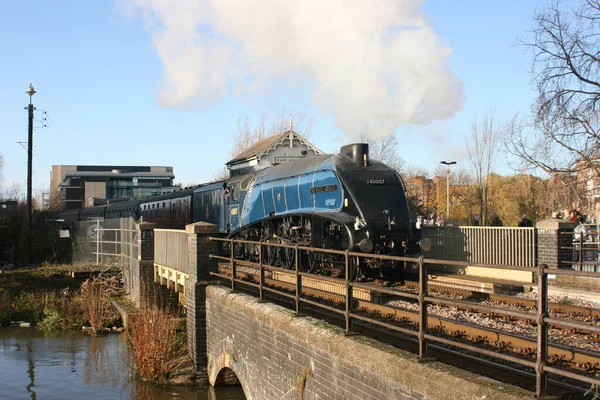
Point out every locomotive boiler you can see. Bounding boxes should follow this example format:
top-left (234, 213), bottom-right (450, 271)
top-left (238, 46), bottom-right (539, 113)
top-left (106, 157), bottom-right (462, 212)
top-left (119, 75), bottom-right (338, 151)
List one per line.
top-left (226, 143), bottom-right (422, 277)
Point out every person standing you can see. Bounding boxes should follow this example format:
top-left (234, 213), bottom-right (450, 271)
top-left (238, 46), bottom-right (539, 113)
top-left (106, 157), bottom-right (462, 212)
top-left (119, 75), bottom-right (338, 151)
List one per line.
top-left (573, 215), bottom-right (589, 270)
top-left (518, 215), bottom-right (533, 227)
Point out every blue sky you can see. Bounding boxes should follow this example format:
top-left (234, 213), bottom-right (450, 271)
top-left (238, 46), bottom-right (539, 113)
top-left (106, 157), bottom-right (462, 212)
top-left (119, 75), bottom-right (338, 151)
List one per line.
top-left (0, 0), bottom-right (547, 197)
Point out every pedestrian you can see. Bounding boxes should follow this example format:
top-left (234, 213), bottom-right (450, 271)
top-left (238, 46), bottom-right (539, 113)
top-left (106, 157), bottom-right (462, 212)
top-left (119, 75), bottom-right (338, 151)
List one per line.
top-left (490, 214), bottom-right (503, 227)
top-left (573, 216), bottom-right (589, 270)
top-left (518, 214), bottom-right (533, 227)
top-left (569, 209), bottom-right (580, 222)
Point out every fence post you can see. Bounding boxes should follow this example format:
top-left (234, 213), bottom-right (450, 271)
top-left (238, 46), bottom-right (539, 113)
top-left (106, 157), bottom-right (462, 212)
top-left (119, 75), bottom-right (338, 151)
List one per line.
top-left (579, 234), bottom-right (583, 271)
top-left (95, 219), bottom-right (100, 264)
top-left (344, 250), bottom-right (352, 334)
top-left (294, 244), bottom-right (301, 316)
top-left (259, 241), bottom-right (264, 302)
top-left (230, 239), bottom-right (235, 291)
top-left (536, 263), bottom-right (549, 398)
top-left (418, 255), bottom-right (428, 360)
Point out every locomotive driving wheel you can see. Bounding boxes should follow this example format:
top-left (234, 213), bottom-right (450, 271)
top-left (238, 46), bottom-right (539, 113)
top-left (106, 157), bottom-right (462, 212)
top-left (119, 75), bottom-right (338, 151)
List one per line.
top-left (264, 242), bottom-right (278, 266)
top-left (305, 250), bottom-right (322, 273)
top-left (281, 247), bottom-right (295, 269)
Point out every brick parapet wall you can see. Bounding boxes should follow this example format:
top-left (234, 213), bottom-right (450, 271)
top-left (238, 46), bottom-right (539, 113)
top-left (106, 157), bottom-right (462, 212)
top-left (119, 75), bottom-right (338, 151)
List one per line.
top-left (131, 222), bottom-right (157, 308)
top-left (186, 280), bottom-right (209, 376)
top-left (187, 222), bottom-right (220, 282)
top-left (185, 222), bottom-right (219, 373)
top-left (536, 219), bottom-right (577, 270)
top-left (205, 286), bottom-right (532, 400)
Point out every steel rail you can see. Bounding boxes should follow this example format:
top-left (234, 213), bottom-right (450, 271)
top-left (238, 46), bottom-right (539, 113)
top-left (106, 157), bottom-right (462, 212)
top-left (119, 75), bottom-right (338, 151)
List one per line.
top-left (486, 293), bottom-right (600, 318)
top-left (424, 334), bottom-right (537, 369)
top-left (350, 281), bottom-right (419, 301)
top-left (349, 312), bottom-right (417, 337)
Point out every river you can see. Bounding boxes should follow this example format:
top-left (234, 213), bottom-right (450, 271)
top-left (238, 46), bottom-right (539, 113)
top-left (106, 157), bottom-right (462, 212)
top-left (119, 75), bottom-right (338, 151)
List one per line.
top-left (0, 327), bottom-right (246, 400)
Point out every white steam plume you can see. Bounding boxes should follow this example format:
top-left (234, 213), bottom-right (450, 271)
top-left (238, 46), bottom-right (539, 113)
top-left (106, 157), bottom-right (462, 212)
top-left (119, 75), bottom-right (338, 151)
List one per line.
top-left (120, 0), bottom-right (464, 140)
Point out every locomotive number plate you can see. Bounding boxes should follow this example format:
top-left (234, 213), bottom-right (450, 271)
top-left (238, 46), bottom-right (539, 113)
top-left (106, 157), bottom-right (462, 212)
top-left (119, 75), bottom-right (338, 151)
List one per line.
top-left (368, 178), bottom-right (386, 185)
top-left (310, 184), bottom-right (338, 194)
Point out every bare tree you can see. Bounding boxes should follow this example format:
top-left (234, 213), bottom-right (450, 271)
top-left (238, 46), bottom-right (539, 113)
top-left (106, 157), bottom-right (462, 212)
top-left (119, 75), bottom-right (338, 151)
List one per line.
top-left (0, 154), bottom-right (3, 182)
top-left (211, 167), bottom-right (230, 182)
top-left (400, 166), bottom-right (435, 217)
top-left (360, 134), bottom-right (406, 173)
top-left (506, 0), bottom-right (600, 176)
top-left (0, 181), bottom-right (23, 202)
top-left (229, 108), bottom-right (313, 158)
top-left (465, 110), bottom-right (501, 225)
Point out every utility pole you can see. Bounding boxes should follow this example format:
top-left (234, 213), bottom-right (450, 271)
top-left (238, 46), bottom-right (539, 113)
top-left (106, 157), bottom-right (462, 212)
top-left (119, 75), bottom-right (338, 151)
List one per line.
top-left (440, 161), bottom-right (456, 221)
top-left (25, 83), bottom-right (36, 263)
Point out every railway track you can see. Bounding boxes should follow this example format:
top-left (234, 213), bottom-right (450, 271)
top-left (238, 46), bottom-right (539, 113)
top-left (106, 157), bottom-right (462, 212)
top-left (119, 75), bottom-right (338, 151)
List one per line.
top-left (215, 264), bottom-right (600, 375)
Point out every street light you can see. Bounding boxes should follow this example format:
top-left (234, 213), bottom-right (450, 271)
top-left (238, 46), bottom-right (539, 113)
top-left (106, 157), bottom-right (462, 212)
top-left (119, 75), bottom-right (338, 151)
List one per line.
top-left (440, 161), bottom-right (456, 221)
top-left (25, 83), bottom-right (36, 261)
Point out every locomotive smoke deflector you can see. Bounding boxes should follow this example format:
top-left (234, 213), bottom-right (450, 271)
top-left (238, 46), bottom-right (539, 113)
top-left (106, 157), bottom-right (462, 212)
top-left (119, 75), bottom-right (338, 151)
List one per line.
top-left (340, 143), bottom-right (369, 167)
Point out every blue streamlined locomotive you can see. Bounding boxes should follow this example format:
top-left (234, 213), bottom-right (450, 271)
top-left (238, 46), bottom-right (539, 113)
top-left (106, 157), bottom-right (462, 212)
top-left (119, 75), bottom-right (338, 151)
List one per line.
top-left (59, 143), bottom-right (423, 276)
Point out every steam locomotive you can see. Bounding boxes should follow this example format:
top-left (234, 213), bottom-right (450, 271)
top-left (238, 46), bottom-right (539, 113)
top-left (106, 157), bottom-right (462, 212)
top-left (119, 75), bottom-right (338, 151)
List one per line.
top-left (59, 143), bottom-right (424, 277)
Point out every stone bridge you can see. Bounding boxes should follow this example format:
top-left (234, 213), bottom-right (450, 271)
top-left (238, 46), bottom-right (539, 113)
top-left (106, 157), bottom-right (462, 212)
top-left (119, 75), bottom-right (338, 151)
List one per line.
top-left (121, 220), bottom-right (581, 399)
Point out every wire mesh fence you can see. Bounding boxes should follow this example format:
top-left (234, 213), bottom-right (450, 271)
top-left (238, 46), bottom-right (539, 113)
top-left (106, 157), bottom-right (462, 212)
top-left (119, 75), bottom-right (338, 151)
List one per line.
top-left (72, 218), bottom-right (138, 276)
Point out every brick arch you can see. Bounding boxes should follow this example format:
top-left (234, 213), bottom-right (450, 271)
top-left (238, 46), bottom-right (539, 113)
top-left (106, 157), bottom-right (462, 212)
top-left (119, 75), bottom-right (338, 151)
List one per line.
top-left (208, 351), bottom-right (250, 400)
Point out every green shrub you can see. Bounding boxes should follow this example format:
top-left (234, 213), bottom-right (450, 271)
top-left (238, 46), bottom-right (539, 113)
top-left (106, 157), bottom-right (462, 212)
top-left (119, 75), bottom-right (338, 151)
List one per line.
top-left (12, 292), bottom-right (45, 323)
top-left (0, 290), bottom-right (11, 325)
top-left (38, 308), bottom-right (62, 331)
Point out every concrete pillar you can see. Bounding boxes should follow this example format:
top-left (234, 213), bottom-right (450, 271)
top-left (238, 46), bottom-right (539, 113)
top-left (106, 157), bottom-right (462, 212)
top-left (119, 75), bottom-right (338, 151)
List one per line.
top-left (135, 222), bottom-right (157, 308)
top-left (535, 219), bottom-right (577, 270)
top-left (185, 222), bottom-right (220, 375)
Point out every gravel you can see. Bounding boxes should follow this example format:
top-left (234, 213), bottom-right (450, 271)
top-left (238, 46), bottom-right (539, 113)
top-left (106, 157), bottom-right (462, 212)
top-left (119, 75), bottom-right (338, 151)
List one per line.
top-left (387, 292), bottom-right (600, 353)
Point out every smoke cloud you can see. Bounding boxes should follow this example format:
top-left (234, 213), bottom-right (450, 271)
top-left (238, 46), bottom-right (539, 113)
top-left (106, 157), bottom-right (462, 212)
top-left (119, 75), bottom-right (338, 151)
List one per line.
top-left (120, 0), bottom-right (464, 140)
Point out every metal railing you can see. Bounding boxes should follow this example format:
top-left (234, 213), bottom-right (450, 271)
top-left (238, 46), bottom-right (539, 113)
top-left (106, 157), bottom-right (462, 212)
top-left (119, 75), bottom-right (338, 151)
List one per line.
top-left (423, 225), bottom-right (536, 268)
top-left (561, 223), bottom-right (600, 272)
top-left (154, 229), bottom-right (189, 275)
top-left (208, 237), bottom-right (600, 399)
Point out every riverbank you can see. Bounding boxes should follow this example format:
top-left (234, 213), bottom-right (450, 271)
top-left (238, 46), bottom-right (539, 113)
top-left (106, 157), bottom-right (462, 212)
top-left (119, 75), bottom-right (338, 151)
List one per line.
top-left (0, 264), bottom-right (201, 386)
top-left (0, 263), bottom-right (120, 328)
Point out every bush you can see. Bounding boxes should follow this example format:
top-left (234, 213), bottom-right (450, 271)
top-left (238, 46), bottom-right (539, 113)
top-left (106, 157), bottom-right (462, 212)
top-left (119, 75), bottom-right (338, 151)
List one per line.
top-left (126, 306), bottom-right (184, 384)
top-left (0, 290), bottom-right (11, 325)
top-left (80, 276), bottom-right (119, 334)
top-left (38, 291), bottom-right (87, 331)
top-left (12, 292), bottom-right (45, 323)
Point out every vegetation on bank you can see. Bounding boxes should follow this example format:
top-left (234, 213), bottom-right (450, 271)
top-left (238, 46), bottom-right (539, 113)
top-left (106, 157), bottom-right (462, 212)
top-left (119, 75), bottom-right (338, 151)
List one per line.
top-left (126, 305), bottom-right (186, 384)
top-left (1, 263), bottom-right (187, 385)
top-left (0, 263), bottom-right (120, 331)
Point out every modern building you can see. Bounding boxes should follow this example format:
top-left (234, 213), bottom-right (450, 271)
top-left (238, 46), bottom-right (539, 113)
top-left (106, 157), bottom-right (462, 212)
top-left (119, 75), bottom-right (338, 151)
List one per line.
top-left (50, 165), bottom-right (179, 210)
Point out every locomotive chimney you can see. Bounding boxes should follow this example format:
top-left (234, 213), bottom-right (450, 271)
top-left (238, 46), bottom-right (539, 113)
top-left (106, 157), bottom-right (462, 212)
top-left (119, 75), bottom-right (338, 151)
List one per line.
top-left (340, 143), bottom-right (369, 167)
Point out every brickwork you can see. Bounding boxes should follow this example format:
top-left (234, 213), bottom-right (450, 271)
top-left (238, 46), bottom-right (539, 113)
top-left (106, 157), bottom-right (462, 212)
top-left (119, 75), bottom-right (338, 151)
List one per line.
top-left (187, 222), bottom-right (220, 281)
top-left (131, 222), bottom-right (157, 307)
top-left (186, 280), bottom-right (208, 375)
top-left (185, 222), bottom-right (220, 374)
top-left (536, 219), bottom-right (577, 270)
top-left (205, 286), bottom-right (532, 400)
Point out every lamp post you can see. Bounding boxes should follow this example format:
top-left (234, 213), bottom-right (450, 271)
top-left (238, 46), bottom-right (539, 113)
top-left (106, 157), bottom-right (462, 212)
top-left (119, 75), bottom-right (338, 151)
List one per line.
top-left (440, 161), bottom-right (456, 221)
top-left (25, 83), bottom-right (36, 260)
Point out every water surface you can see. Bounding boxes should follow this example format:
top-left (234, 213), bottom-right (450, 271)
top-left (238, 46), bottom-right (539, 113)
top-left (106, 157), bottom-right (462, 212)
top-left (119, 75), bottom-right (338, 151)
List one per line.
top-left (0, 327), bottom-right (246, 400)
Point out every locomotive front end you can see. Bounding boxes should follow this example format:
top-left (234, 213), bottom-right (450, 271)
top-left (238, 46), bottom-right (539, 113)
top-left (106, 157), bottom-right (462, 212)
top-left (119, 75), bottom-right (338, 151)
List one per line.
top-left (335, 144), bottom-right (419, 259)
